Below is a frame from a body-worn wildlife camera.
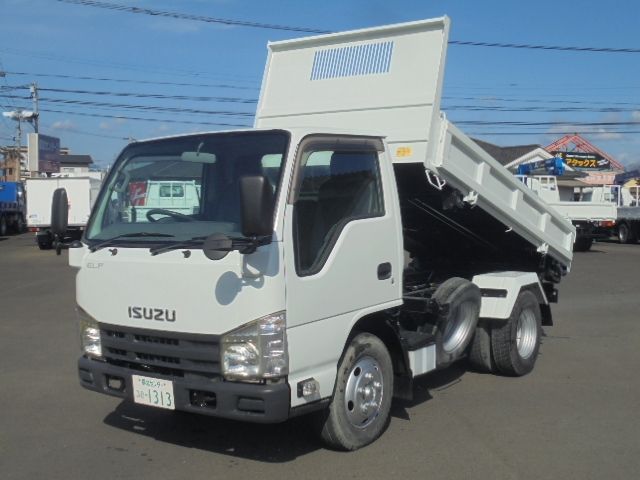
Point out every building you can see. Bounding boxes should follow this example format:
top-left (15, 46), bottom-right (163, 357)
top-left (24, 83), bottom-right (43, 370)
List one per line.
top-left (0, 147), bottom-right (22, 182)
top-left (59, 154), bottom-right (93, 175)
top-left (473, 133), bottom-right (625, 185)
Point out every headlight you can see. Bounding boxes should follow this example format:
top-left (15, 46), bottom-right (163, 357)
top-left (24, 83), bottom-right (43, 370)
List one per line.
top-left (221, 311), bottom-right (288, 381)
top-left (78, 306), bottom-right (102, 358)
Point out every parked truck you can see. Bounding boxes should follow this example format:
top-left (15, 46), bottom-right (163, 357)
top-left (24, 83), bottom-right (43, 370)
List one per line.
top-left (614, 184), bottom-right (640, 244)
top-left (0, 181), bottom-right (26, 236)
top-left (26, 177), bottom-right (101, 249)
top-left (517, 174), bottom-right (617, 251)
top-left (67, 18), bottom-right (574, 450)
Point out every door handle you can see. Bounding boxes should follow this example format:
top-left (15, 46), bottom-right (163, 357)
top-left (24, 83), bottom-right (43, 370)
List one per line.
top-left (377, 262), bottom-right (392, 280)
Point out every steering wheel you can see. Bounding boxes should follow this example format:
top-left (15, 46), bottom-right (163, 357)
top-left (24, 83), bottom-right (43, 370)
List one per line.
top-left (146, 208), bottom-right (195, 223)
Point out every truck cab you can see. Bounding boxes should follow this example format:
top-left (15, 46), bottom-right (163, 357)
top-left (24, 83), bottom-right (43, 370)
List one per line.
top-left (0, 181), bottom-right (26, 236)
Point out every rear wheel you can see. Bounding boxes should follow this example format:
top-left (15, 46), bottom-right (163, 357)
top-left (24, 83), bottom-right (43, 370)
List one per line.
top-left (618, 223), bottom-right (637, 244)
top-left (467, 322), bottom-right (495, 373)
top-left (429, 277), bottom-right (481, 367)
top-left (13, 215), bottom-right (25, 234)
top-left (573, 235), bottom-right (593, 252)
top-left (491, 290), bottom-right (542, 376)
top-left (0, 216), bottom-right (7, 236)
top-left (319, 333), bottom-right (393, 450)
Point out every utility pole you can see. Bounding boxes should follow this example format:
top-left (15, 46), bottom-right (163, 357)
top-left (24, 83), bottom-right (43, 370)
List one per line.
top-left (30, 82), bottom-right (39, 133)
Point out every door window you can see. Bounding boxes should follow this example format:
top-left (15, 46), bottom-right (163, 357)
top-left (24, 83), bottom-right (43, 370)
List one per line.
top-left (293, 147), bottom-right (384, 275)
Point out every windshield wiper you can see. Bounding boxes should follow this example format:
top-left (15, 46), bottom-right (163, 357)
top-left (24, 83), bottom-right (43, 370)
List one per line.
top-left (89, 232), bottom-right (175, 252)
top-left (150, 233), bottom-right (272, 259)
top-left (149, 236), bottom-right (207, 256)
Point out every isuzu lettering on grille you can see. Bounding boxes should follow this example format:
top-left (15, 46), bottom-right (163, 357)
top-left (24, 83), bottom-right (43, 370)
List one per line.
top-left (128, 306), bottom-right (176, 322)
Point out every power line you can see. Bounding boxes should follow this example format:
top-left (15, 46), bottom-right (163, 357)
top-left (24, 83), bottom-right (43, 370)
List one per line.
top-left (39, 108), bottom-right (252, 128)
top-left (56, 0), bottom-right (331, 34)
top-left (4, 70), bottom-right (259, 91)
top-left (456, 120), bottom-right (640, 127)
top-left (0, 47), bottom-right (260, 83)
top-left (5, 90), bottom-right (638, 117)
top-left (43, 124), bottom-right (128, 140)
top-left (57, 0), bottom-right (640, 54)
top-left (468, 131), bottom-right (640, 136)
top-left (2, 93), bottom-right (254, 117)
top-left (448, 40), bottom-right (640, 54)
top-left (38, 86), bottom-right (257, 104)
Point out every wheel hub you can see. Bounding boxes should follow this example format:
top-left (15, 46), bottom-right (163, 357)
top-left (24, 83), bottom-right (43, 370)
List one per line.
top-left (344, 356), bottom-right (384, 429)
top-left (516, 309), bottom-right (537, 359)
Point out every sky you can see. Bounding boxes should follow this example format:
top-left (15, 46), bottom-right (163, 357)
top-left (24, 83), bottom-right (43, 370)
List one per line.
top-left (0, 0), bottom-right (639, 169)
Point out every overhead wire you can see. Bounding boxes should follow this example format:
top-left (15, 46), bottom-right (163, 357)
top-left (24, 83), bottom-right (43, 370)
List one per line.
top-left (56, 0), bottom-right (640, 54)
top-left (4, 70), bottom-right (259, 90)
top-left (39, 108), bottom-right (252, 128)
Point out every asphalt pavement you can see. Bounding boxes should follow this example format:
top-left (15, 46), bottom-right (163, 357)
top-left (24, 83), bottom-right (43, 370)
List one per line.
top-left (1, 233), bottom-right (639, 480)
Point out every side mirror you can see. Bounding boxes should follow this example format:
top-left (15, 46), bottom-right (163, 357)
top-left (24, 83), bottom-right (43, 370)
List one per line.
top-left (240, 175), bottom-right (274, 237)
top-left (51, 188), bottom-right (69, 237)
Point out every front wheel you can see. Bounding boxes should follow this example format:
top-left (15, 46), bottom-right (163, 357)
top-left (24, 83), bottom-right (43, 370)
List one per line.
top-left (319, 333), bottom-right (393, 450)
top-left (491, 290), bottom-right (542, 376)
top-left (0, 216), bottom-right (7, 236)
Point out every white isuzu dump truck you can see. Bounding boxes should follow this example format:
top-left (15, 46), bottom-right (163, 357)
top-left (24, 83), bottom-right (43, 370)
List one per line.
top-left (68, 18), bottom-right (574, 450)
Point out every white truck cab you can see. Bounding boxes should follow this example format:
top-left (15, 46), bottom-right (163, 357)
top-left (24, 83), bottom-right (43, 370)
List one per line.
top-left (71, 17), bottom-right (574, 450)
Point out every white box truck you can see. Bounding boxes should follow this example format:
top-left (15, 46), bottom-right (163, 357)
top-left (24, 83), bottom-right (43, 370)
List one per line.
top-left (26, 177), bottom-right (101, 249)
top-left (69, 18), bottom-right (574, 450)
top-left (518, 175), bottom-right (617, 251)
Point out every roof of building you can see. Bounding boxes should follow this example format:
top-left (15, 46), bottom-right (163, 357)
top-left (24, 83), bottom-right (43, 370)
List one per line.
top-left (472, 139), bottom-right (541, 166)
top-left (545, 134), bottom-right (624, 172)
top-left (59, 154), bottom-right (93, 165)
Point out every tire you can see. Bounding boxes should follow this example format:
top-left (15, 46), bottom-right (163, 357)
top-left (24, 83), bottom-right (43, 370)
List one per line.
top-left (0, 216), bottom-right (7, 236)
top-left (618, 223), bottom-right (637, 244)
top-left (467, 322), bottom-right (495, 373)
top-left (13, 215), bottom-right (25, 234)
top-left (37, 233), bottom-right (53, 250)
top-left (429, 277), bottom-right (481, 367)
top-left (573, 235), bottom-right (593, 252)
top-left (319, 333), bottom-right (393, 450)
top-left (491, 290), bottom-right (542, 377)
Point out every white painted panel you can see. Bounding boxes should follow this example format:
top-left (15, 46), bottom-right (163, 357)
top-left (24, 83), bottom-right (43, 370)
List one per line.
top-left (256, 17), bottom-right (449, 165)
top-left (408, 345), bottom-right (436, 377)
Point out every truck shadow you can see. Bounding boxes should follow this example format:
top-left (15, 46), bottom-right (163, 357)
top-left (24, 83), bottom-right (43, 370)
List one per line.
top-left (102, 364), bottom-right (468, 462)
top-left (391, 363), bottom-right (467, 419)
top-left (103, 401), bottom-right (322, 462)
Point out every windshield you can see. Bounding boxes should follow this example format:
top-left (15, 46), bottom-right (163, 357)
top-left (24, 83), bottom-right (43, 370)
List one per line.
top-left (86, 130), bottom-right (289, 244)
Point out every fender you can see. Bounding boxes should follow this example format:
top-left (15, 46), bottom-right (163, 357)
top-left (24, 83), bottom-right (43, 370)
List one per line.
top-left (472, 271), bottom-right (547, 321)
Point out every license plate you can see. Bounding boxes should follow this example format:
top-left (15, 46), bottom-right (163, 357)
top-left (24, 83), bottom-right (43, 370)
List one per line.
top-left (131, 375), bottom-right (175, 410)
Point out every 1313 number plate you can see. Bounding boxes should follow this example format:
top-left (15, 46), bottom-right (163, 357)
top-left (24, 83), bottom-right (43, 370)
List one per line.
top-left (131, 375), bottom-right (175, 410)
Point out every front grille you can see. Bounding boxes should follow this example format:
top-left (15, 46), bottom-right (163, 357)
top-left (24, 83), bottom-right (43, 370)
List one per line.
top-left (100, 324), bottom-right (221, 379)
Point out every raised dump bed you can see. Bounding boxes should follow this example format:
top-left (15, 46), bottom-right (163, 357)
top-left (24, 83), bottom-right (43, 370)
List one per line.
top-left (255, 17), bottom-right (574, 269)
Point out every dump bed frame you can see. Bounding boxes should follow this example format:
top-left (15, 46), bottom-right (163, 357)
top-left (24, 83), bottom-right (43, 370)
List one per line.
top-left (255, 17), bottom-right (574, 268)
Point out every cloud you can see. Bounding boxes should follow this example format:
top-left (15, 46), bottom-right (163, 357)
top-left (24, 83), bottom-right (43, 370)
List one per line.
top-left (51, 119), bottom-right (75, 130)
top-left (99, 119), bottom-right (126, 130)
top-left (154, 124), bottom-right (171, 134)
top-left (593, 129), bottom-right (623, 141)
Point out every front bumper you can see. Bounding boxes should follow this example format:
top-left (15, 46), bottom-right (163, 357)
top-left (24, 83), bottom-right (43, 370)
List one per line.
top-left (78, 356), bottom-right (291, 423)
